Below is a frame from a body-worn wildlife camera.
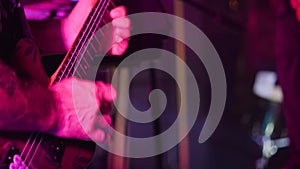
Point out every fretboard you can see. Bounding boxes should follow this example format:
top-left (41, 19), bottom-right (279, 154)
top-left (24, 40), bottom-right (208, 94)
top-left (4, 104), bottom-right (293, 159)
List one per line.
top-left (51, 0), bottom-right (113, 84)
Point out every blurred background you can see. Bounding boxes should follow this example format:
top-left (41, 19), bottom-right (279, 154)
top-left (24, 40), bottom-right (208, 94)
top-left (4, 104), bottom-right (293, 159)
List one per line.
top-left (23, 0), bottom-right (290, 168)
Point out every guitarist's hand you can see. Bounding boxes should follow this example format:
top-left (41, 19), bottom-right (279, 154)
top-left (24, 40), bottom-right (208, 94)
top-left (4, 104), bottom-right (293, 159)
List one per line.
top-left (62, 0), bottom-right (130, 55)
top-left (109, 6), bottom-right (130, 56)
top-left (50, 77), bottom-right (116, 142)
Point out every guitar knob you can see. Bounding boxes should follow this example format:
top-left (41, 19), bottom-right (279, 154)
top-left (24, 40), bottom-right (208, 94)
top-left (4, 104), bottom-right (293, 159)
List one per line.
top-left (9, 163), bottom-right (18, 169)
top-left (13, 155), bottom-right (21, 165)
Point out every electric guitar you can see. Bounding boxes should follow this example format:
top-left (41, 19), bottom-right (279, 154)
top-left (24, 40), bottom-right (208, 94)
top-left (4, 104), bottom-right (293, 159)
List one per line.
top-left (0, 0), bottom-right (115, 168)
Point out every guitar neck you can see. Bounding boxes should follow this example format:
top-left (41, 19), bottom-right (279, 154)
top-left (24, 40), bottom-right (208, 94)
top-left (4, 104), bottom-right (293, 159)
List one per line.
top-left (50, 0), bottom-right (114, 85)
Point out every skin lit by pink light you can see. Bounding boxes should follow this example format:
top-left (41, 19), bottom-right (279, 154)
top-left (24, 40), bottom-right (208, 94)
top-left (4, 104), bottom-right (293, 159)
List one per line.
top-left (290, 0), bottom-right (300, 21)
top-left (61, 2), bottom-right (130, 55)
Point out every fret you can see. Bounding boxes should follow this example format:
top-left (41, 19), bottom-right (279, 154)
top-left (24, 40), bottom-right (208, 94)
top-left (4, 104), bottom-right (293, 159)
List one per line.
top-left (52, 0), bottom-right (113, 83)
top-left (74, 71), bottom-right (83, 79)
top-left (79, 64), bottom-right (88, 75)
top-left (66, 64), bottom-right (75, 76)
top-left (61, 62), bottom-right (68, 71)
top-left (54, 75), bottom-right (62, 83)
top-left (89, 40), bottom-right (100, 55)
top-left (82, 57), bottom-right (89, 68)
top-left (94, 32), bottom-right (104, 43)
top-left (84, 33), bottom-right (104, 59)
top-left (61, 60), bottom-right (73, 77)
top-left (86, 50), bottom-right (95, 61)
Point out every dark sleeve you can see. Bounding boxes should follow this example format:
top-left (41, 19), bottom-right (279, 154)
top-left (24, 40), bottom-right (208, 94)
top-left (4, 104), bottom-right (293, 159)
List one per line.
top-left (0, 0), bottom-right (32, 62)
top-left (0, 59), bottom-right (57, 133)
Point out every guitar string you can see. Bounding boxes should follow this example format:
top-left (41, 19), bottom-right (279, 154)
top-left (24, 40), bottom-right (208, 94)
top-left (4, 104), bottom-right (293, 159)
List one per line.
top-left (21, 0), bottom-right (115, 166)
top-left (64, 0), bottom-right (116, 79)
top-left (21, 0), bottom-right (112, 167)
top-left (27, 137), bottom-right (43, 167)
top-left (74, 0), bottom-right (117, 76)
top-left (23, 133), bottom-right (40, 165)
top-left (53, 0), bottom-right (106, 82)
top-left (20, 132), bottom-right (35, 158)
top-left (75, 1), bottom-right (116, 78)
top-left (59, 0), bottom-right (116, 80)
top-left (65, 0), bottom-right (110, 78)
top-left (74, 0), bottom-right (117, 78)
top-left (17, 0), bottom-right (106, 166)
top-left (71, 1), bottom-right (111, 77)
top-left (52, 0), bottom-right (115, 82)
top-left (58, 0), bottom-right (108, 81)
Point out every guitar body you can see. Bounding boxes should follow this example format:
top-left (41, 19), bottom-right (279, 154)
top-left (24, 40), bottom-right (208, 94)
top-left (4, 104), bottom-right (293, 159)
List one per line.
top-left (0, 132), bottom-right (95, 169)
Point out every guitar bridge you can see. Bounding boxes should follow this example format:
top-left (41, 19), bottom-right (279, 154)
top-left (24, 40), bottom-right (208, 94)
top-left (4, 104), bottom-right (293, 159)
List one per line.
top-left (8, 154), bottom-right (29, 169)
top-left (0, 145), bottom-right (20, 169)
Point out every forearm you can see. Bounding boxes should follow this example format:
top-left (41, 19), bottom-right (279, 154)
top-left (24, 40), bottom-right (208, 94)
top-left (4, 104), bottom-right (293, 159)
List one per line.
top-left (28, 0), bottom-right (97, 54)
top-left (60, 0), bottom-right (98, 50)
top-left (28, 1), bottom-right (129, 56)
top-left (0, 61), bottom-right (58, 133)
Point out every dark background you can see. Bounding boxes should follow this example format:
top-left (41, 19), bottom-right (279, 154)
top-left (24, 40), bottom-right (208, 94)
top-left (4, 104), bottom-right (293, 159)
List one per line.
top-left (25, 0), bottom-right (290, 168)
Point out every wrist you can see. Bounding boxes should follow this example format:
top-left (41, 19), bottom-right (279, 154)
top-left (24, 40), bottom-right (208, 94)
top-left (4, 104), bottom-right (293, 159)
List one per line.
top-left (44, 89), bottom-right (61, 136)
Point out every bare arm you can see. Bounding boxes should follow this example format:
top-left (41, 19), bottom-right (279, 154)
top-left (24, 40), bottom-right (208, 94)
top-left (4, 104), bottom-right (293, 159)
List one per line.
top-left (27, 0), bottom-right (96, 54)
top-left (3, 37), bottom-right (114, 141)
top-left (0, 60), bottom-right (57, 133)
top-left (28, 1), bottom-right (130, 55)
top-left (0, 59), bottom-right (114, 142)
top-left (0, 0), bottom-right (124, 142)
top-left (0, 2), bottom-right (57, 133)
